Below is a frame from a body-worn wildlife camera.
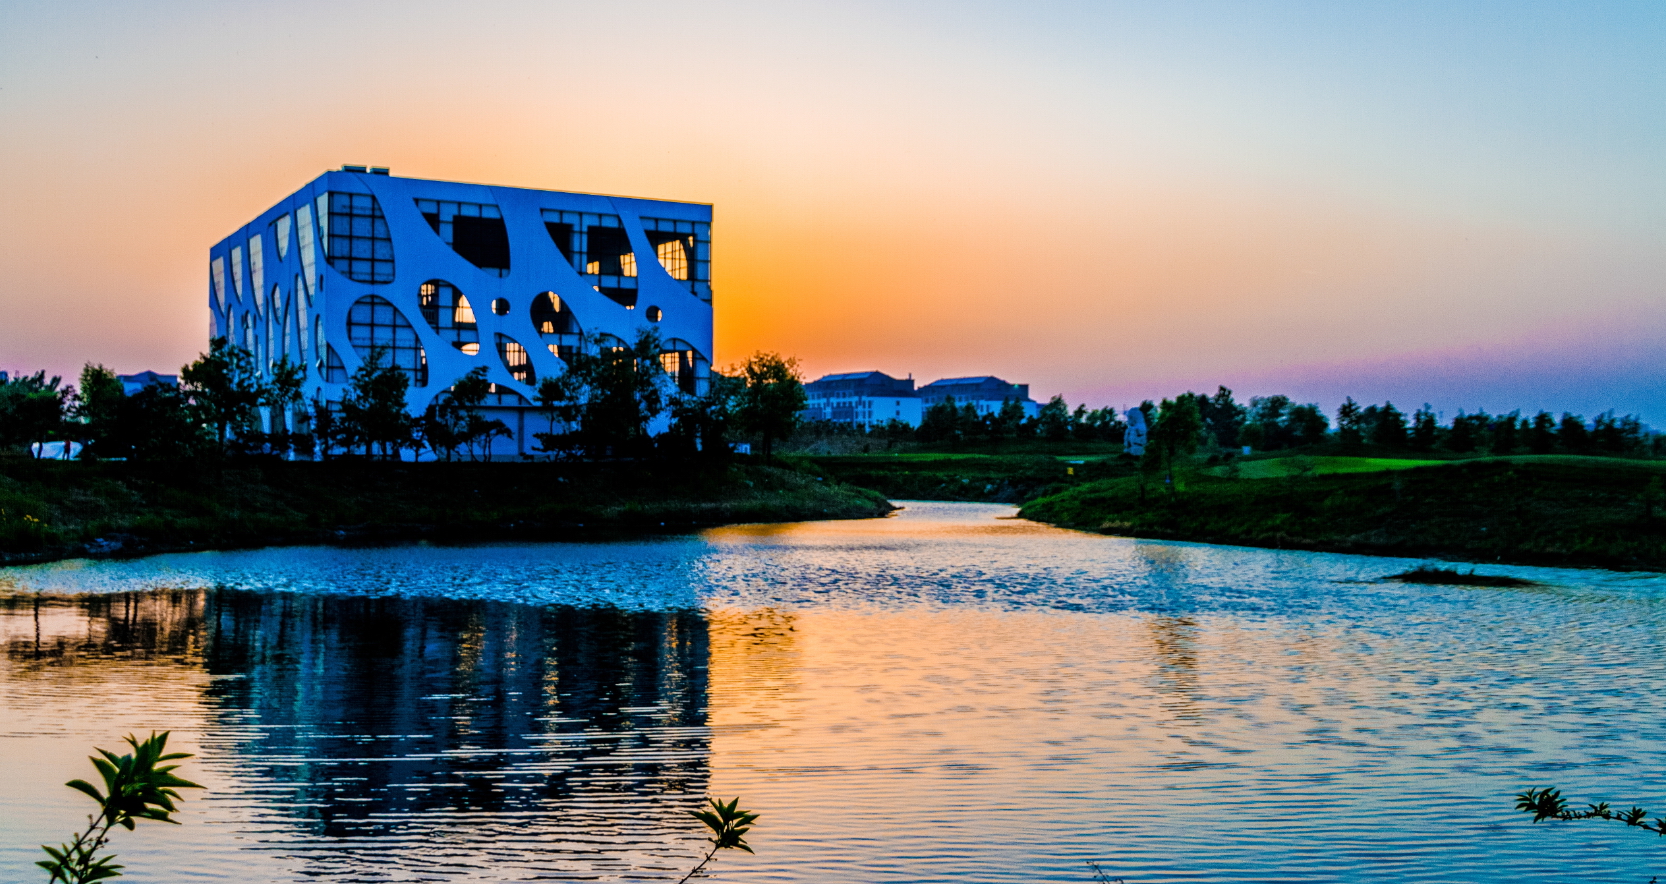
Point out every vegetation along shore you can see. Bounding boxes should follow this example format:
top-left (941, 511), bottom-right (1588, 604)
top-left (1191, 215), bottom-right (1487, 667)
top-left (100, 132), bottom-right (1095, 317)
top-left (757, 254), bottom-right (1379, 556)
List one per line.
top-left (0, 459), bottom-right (892, 566)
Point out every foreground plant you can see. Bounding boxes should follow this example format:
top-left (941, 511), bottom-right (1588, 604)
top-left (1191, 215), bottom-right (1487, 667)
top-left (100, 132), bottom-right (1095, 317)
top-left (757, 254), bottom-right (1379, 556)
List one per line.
top-left (677, 796), bottom-right (758, 883)
top-left (38, 731), bottom-right (202, 883)
top-left (1517, 786), bottom-right (1666, 838)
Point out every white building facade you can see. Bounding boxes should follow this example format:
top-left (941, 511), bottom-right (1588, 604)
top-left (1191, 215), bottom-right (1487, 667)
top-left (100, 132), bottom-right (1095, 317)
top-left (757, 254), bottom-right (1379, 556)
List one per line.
top-left (917, 376), bottom-right (1040, 418)
top-left (208, 167), bottom-right (712, 455)
top-left (803, 372), bottom-right (922, 427)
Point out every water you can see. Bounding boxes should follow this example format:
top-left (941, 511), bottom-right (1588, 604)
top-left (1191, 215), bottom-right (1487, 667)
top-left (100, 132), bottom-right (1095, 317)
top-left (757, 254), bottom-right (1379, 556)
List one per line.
top-left (2, 501), bottom-right (1663, 882)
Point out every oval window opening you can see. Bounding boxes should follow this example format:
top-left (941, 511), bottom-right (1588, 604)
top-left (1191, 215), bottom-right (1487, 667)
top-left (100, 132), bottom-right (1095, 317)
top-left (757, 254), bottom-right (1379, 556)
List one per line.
top-left (418, 280), bottom-right (479, 354)
top-left (645, 306), bottom-right (663, 322)
top-left (492, 298), bottom-right (510, 316)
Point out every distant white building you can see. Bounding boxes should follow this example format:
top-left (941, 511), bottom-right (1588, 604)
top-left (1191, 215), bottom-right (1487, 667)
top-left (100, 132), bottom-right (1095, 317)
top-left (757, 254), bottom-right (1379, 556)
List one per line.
top-left (803, 371), bottom-right (922, 428)
top-left (917, 376), bottom-right (1040, 419)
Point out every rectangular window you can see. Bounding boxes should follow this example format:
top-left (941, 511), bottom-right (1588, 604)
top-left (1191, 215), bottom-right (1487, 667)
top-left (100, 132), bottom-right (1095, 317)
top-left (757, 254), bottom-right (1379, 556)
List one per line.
top-left (420, 198), bottom-right (509, 276)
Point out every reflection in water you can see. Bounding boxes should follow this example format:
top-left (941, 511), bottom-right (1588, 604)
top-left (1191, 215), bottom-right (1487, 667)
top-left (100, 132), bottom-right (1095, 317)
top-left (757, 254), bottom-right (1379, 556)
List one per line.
top-left (3, 501), bottom-right (1666, 883)
top-left (1145, 615), bottom-right (1201, 723)
top-left (3, 588), bottom-right (713, 881)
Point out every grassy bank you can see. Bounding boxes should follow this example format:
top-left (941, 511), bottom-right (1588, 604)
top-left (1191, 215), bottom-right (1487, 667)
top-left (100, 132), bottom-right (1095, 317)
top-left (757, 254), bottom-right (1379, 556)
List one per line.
top-left (797, 452), bottom-right (1135, 503)
top-left (1018, 457), bottom-right (1666, 570)
top-left (0, 458), bottom-right (894, 565)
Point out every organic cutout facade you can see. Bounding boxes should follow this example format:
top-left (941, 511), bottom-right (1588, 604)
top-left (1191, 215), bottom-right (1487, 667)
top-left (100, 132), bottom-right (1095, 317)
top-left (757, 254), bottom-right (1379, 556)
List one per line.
top-left (347, 294), bottom-right (428, 386)
top-left (496, 334), bottom-right (534, 384)
top-left (324, 192), bottom-right (395, 283)
top-left (418, 280), bottom-right (480, 355)
top-left (530, 292), bottom-right (582, 361)
top-left (417, 199), bottom-right (510, 276)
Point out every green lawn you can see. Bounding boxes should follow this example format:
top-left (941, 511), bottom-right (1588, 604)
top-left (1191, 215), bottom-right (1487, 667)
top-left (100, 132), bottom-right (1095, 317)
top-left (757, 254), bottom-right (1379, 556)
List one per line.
top-left (1211, 456), bottom-right (1447, 479)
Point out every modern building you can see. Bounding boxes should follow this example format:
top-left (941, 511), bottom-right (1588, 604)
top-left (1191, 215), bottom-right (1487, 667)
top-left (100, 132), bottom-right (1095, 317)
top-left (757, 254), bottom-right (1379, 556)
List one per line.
top-left (118, 371), bottom-right (178, 396)
top-left (917, 376), bottom-right (1040, 418)
top-left (803, 371), bottom-right (921, 427)
top-left (208, 166), bottom-right (712, 455)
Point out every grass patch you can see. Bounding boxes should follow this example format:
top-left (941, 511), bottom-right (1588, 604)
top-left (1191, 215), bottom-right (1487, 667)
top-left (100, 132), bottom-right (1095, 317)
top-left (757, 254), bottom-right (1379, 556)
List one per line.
top-left (1020, 458), bottom-right (1666, 571)
top-left (0, 458), bottom-right (894, 565)
top-left (1209, 456), bottom-right (1448, 479)
top-left (1385, 566), bottom-right (1540, 587)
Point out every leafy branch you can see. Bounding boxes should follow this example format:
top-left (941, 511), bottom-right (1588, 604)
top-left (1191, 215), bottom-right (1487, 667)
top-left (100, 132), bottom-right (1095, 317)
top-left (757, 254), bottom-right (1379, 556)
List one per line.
top-left (677, 796), bottom-right (758, 883)
top-left (38, 732), bottom-right (202, 883)
top-left (1516, 786), bottom-right (1666, 838)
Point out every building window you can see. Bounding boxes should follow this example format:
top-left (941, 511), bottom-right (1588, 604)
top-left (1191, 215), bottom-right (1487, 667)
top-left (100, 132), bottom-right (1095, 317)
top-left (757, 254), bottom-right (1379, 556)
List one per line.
top-left (415, 199), bottom-right (509, 276)
top-left (325, 344), bottom-right (347, 383)
top-left (325, 192), bottom-right (396, 283)
top-left (641, 217), bottom-right (711, 293)
top-left (211, 257), bottom-right (226, 312)
top-left (347, 294), bottom-right (428, 386)
top-left (296, 204), bottom-right (318, 301)
top-left (248, 235), bottom-right (265, 308)
top-left (659, 338), bottom-right (706, 395)
top-left (485, 383), bottom-right (531, 406)
top-left (644, 305), bottom-right (662, 322)
top-left (231, 245), bottom-right (246, 303)
top-left (496, 334), bottom-right (534, 385)
top-left (530, 292), bottom-right (582, 361)
top-left (275, 214), bottom-right (292, 260)
top-left (418, 280), bottom-right (480, 354)
top-left (539, 210), bottom-right (640, 307)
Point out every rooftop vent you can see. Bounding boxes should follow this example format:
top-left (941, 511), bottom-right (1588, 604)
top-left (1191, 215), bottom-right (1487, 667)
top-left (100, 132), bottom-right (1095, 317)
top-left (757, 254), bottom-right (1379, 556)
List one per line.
top-left (369, 166), bottom-right (390, 175)
top-left (340, 164), bottom-right (368, 173)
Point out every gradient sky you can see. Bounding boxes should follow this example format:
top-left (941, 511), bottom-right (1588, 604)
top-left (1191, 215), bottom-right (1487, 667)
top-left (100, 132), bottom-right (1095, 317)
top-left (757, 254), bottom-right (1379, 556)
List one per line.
top-left (2, 1), bottom-right (1662, 422)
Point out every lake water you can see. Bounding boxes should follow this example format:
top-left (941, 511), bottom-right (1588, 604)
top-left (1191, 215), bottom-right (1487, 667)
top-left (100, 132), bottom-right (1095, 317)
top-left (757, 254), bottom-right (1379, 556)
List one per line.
top-left (2, 501), bottom-right (1663, 882)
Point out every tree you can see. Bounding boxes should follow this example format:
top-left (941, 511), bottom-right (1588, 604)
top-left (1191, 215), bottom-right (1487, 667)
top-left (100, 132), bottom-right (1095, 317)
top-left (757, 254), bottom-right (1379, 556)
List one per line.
top-left (180, 338), bottom-right (266, 455)
top-left (1037, 395), bottom-right (1072, 441)
top-left (263, 358), bottom-right (308, 453)
top-left (1557, 413), bottom-right (1590, 454)
top-left (75, 364), bottom-right (126, 459)
top-left (0, 371), bottom-right (72, 457)
top-left (1489, 411), bottom-right (1519, 455)
top-left (1145, 394), bottom-right (1203, 493)
top-left (1526, 411), bottom-right (1557, 454)
top-left (339, 347), bottom-right (415, 459)
top-left (1287, 403), bottom-right (1329, 447)
top-left (532, 372), bottom-right (582, 457)
top-left (1336, 397), bottom-right (1364, 450)
top-left (1445, 411), bottom-right (1487, 454)
top-left (665, 375), bottom-right (737, 462)
top-left (988, 398), bottom-right (1027, 448)
top-left (1199, 386), bottom-right (1247, 449)
top-left (917, 397), bottom-right (963, 445)
top-left (558, 329), bottom-right (674, 456)
top-left (121, 383), bottom-right (209, 461)
top-left (1370, 402), bottom-right (1407, 447)
top-left (1409, 405), bottom-right (1438, 452)
top-left (732, 351), bottom-right (806, 463)
top-left (1248, 395), bottom-right (1292, 450)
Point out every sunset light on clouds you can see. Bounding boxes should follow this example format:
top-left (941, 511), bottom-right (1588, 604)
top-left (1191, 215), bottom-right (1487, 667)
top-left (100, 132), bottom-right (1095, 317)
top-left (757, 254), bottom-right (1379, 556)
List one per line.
top-left (1, 1), bottom-right (1661, 420)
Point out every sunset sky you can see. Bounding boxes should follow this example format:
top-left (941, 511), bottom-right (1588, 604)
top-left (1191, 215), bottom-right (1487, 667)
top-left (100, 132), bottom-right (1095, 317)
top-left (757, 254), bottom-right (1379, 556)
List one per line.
top-left (2, 2), bottom-right (1662, 421)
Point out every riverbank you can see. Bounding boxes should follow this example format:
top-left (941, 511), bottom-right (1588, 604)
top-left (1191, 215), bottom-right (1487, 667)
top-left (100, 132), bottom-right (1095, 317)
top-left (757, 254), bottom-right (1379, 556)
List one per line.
top-left (0, 458), bottom-right (894, 566)
top-left (1017, 457), bottom-right (1666, 571)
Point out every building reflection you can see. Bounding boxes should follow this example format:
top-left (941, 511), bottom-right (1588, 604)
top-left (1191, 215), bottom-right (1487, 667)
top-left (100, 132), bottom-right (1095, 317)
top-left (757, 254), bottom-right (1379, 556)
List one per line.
top-left (201, 589), bottom-right (711, 838)
top-left (4, 588), bottom-right (713, 851)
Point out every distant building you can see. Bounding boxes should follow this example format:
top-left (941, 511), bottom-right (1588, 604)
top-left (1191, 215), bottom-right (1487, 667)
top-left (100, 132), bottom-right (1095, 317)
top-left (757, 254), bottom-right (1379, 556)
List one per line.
top-left (917, 376), bottom-right (1040, 419)
top-left (118, 371), bottom-right (179, 396)
top-left (803, 371), bottom-right (922, 427)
